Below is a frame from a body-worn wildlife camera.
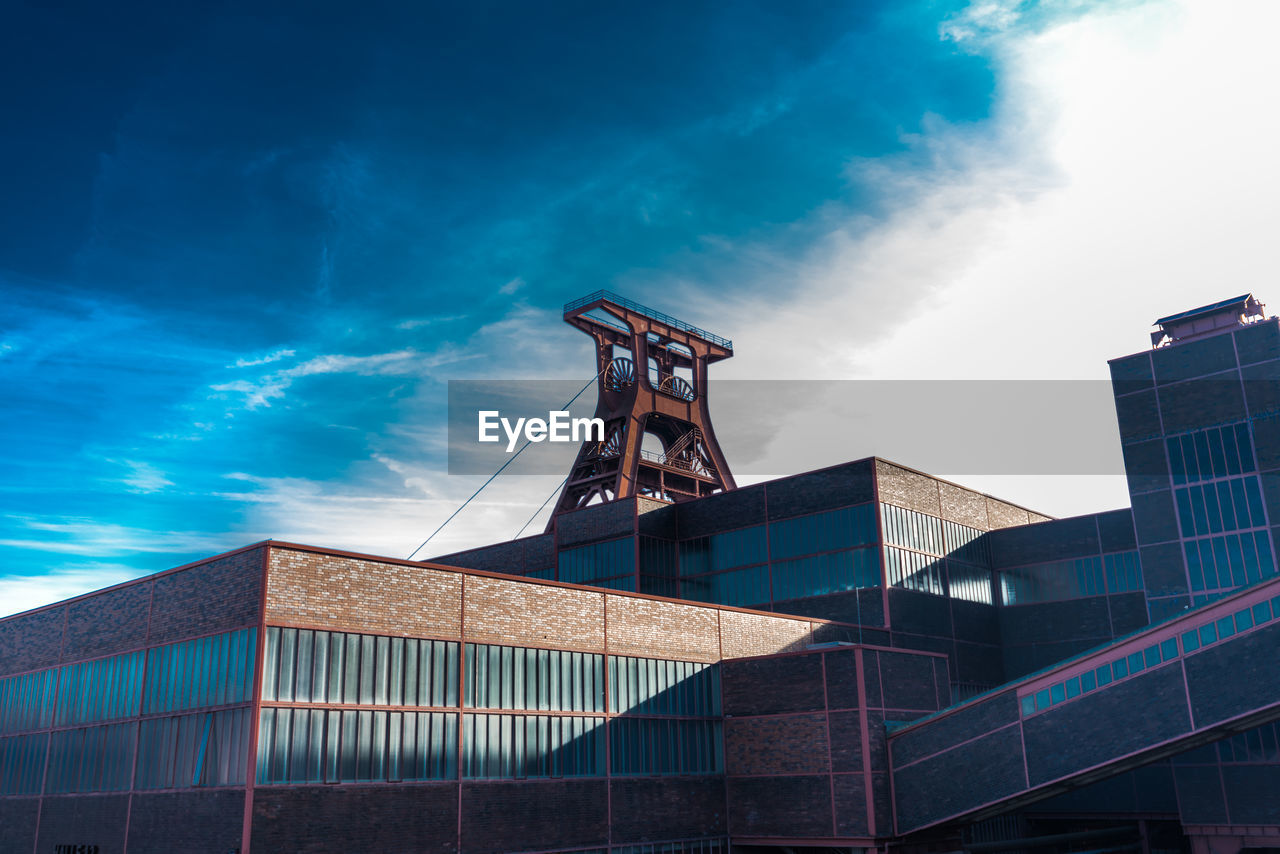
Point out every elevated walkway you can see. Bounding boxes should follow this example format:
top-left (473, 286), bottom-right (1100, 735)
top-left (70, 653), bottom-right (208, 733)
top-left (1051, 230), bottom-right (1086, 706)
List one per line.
top-left (889, 576), bottom-right (1280, 834)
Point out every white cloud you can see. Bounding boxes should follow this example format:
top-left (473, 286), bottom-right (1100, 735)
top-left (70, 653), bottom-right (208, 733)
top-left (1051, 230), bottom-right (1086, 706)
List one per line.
top-left (211, 0), bottom-right (1280, 551)
top-left (0, 516), bottom-right (236, 558)
top-left (232, 348), bottom-right (296, 368)
top-left (210, 347), bottom-right (477, 409)
top-left (697, 0), bottom-right (1280, 518)
top-left (397, 314), bottom-right (468, 330)
top-left (213, 470), bottom-right (556, 559)
top-left (499, 276), bottom-right (526, 296)
top-left (0, 564), bottom-right (150, 618)
top-left (109, 459), bottom-right (173, 493)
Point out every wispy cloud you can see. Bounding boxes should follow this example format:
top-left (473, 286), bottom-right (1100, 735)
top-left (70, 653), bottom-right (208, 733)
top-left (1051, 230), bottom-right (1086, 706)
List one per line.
top-left (106, 459), bottom-right (174, 493)
top-left (0, 516), bottom-right (237, 557)
top-left (213, 469), bottom-right (566, 560)
top-left (0, 564), bottom-right (151, 618)
top-left (210, 347), bottom-right (477, 409)
top-left (396, 315), bottom-right (468, 331)
top-left (232, 348), bottom-right (296, 368)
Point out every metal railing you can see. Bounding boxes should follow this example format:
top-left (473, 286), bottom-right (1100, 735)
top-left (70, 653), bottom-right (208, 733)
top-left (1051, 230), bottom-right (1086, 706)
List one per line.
top-left (639, 448), bottom-right (714, 477)
top-left (563, 290), bottom-right (733, 350)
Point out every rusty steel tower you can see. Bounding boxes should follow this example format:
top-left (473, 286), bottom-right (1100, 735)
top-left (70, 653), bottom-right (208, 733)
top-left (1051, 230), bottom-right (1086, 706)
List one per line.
top-left (548, 290), bottom-right (736, 525)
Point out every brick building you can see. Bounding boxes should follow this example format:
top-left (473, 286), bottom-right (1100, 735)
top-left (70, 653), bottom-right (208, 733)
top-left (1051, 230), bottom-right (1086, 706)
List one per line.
top-left (3, 294), bottom-right (1280, 853)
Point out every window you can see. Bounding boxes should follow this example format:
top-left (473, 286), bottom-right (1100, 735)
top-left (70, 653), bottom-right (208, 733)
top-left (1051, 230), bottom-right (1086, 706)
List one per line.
top-left (257, 708), bottom-right (457, 784)
top-left (771, 505), bottom-right (877, 561)
top-left (465, 644), bottom-right (604, 713)
top-left (463, 713), bottom-right (604, 779)
top-left (559, 538), bottom-right (636, 586)
top-left (263, 627), bottom-right (458, 707)
top-left (145, 627), bottom-right (257, 714)
top-left (137, 708), bottom-right (252, 789)
top-left (1167, 422), bottom-right (1255, 485)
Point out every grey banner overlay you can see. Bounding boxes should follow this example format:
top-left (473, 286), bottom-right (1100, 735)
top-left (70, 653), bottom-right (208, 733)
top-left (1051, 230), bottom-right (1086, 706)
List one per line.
top-left (444, 379), bottom-right (1178, 477)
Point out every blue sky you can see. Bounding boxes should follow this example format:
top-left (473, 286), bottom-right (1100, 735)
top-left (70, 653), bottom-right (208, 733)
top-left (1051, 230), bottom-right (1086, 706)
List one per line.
top-left (5, 0), bottom-right (1279, 613)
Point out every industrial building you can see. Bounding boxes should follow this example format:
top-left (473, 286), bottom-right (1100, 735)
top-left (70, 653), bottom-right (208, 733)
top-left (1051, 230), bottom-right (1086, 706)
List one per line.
top-left (2, 292), bottom-right (1279, 853)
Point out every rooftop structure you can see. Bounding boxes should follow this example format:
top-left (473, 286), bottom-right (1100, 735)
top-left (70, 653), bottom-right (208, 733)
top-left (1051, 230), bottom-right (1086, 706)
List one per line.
top-left (1151, 293), bottom-right (1267, 348)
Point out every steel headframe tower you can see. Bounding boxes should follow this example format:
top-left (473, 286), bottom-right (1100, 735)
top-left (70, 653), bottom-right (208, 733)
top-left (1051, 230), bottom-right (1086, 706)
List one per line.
top-left (548, 290), bottom-right (736, 527)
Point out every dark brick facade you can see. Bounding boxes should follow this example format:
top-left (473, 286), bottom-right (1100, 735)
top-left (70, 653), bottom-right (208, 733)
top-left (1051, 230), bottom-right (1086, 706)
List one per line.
top-left (722, 646), bottom-right (947, 843)
top-left (34, 794), bottom-right (130, 854)
top-left (127, 790), bottom-right (246, 854)
top-left (253, 784), bottom-right (459, 854)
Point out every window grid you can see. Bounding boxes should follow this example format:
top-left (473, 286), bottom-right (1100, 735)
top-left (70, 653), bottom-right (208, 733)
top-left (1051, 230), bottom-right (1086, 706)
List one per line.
top-left (1184, 531), bottom-right (1277, 593)
top-left (880, 503), bottom-right (945, 557)
top-left (55, 650), bottom-right (145, 727)
top-left (1218, 721), bottom-right (1280, 764)
top-left (639, 537), bottom-right (679, 578)
top-left (262, 627), bottom-right (459, 707)
top-left (1001, 556), bottom-right (1108, 606)
top-left (1174, 475), bottom-right (1267, 538)
top-left (136, 708), bottom-right (252, 790)
top-left (1166, 422), bottom-right (1256, 486)
top-left (45, 721), bottom-right (137, 793)
top-left (257, 707), bottom-right (457, 784)
top-left (608, 718), bottom-right (723, 776)
top-left (1020, 593), bottom-right (1280, 718)
top-left (1104, 551), bottom-right (1144, 594)
top-left (769, 504), bottom-right (877, 562)
top-left (639, 575), bottom-right (680, 598)
top-left (949, 564), bottom-right (994, 605)
top-left (772, 548), bottom-right (880, 602)
top-left (611, 839), bottom-right (727, 854)
top-left (558, 538), bottom-right (636, 585)
top-left (0, 732), bottom-right (48, 794)
top-left (0, 669), bottom-right (57, 734)
top-left (884, 546), bottom-right (944, 596)
top-left (679, 525), bottom-right (767, 576)
top-left (464, 644), bottom-right (605, 713)
top-left (943, 519), bottom-right (992, 566)
top-left (679, 564), bottom-right (770, 607)
top-left (882, 505), bottom-right (993, 601)
top-left (463, 713), bottom-right (605, 779)
top-left (144, 627), bottom-right (257, 715)
top-left (607, 656), bottom-right (720, 717)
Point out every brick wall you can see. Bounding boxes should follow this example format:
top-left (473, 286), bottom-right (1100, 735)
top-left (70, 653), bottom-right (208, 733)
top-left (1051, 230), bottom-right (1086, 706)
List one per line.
top-left (461, 780), bottom-right (607, 854)
top-left (64, 581), bottom-right (151, 661)
top-left (722, 645), bottom-right (947, 843)
top-left (252, 784), bottom-right (458, 854)
top-left (149, 546), bottom-right (264, 645)
top-left (34, 794), bottom-right (130, 854)
top-left (609, 777), bottom-right (725, 842)
top-left (464, 575), bottom-right (604, 651)
top-left (0, 605), bottom-right (67, 674)
top-left (0, 546), bottom-right (265, 678)
top-left (719, 610), bottom-right (810, 659)
top-left (605, 595), bottom-right (720, 662)
top-left (0, 798), bottom-right (38, 854)
top-left (265, 548), bottom-right (461, 638)
top-left (726, 713), bottom-right (829, 775)
top-left (127, 790), bottom-right (245, 854)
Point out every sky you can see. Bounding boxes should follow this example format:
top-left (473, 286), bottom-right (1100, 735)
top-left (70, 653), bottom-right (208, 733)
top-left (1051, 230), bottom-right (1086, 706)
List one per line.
top-left (4, 0), bottom-right (1280, 615)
